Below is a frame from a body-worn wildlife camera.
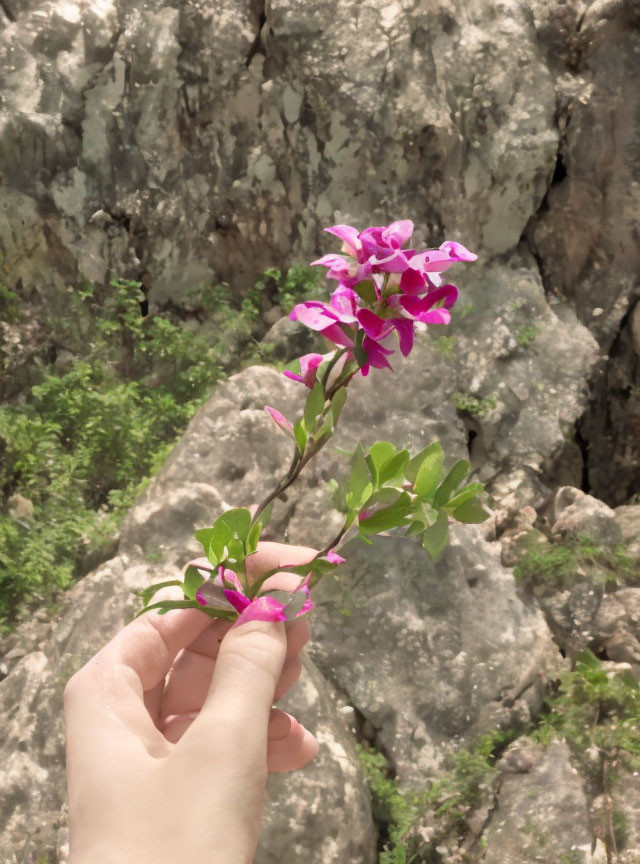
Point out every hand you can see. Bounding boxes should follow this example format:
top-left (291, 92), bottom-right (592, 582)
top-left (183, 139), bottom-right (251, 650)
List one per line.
top-left (64, 542), bottom-right (319, 864)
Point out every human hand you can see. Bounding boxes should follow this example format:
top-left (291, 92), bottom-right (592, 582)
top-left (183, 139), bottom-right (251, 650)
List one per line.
top-left (64, 542), bottom-right (319, 864)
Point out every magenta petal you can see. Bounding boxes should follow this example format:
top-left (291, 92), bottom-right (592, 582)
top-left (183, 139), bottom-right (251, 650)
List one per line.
top-left (220, 567), bottom-right (243, 591)
top-left (419, 308), bottom-right (451, 325)
top-left (394, 319), bottom-right (415, 356)
top-left (423, 250), bottom-right (455, 273)
top-left (325, 224), bottom-right (362, 255)
top-left (400, 267), bottom-right (428, 296)
top-left (371, 250), bottom-right (410, 273)
top-left (223, 588), bottom-right (252, 615)
top-left (325, 549), bottom-right (346, 565)
top-left (381, 220), bottom-right (414, 248)
top-left (265, 406), bottom-right (294, 437)
top-left (440, 240), bottom-right (478, 262)
top-left (357, 308), bottom-right (395, 341)
top-left (282, 370), bottom-right (305, 384)
top-left (233, 596), bottom-right (288, 627)
top-left (321, 322), bottom-right (356, 348)
top-left (310, 253), bottom-right (350, 270)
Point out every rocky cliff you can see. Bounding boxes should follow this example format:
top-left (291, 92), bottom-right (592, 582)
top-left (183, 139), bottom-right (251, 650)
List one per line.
top-left (1, 0), bottom-right (640, 862)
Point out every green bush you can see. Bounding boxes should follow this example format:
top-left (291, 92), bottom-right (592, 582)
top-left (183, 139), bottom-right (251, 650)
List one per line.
top-left (0, 269), bottom-right (318, 633)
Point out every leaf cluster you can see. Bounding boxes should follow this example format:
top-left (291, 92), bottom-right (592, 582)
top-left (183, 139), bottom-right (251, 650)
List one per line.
top-left (333, 440), bottom-right (489, 559)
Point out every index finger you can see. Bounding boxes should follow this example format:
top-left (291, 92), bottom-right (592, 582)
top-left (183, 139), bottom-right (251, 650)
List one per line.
top-left (246, 541), bottom-right (318, 587)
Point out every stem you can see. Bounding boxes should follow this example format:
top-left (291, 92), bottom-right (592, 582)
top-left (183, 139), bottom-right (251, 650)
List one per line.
top-left (251, 447), bottom-right (301, 527)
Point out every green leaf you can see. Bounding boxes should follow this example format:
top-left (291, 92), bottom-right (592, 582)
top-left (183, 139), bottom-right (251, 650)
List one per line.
top-left (330, 387), bottom-right (347, 425)
top-left (445, 483), bottom-right (485, 512)
top-left (294, 418), bottom-right (307, 455)
top-left (421, 509), bottom-right (449, 559)
top-left (404, 441), bottom-right (443, 484)
top-left (137, 579), bottom-right (185, 606)
top-left (434, 459), bottom-right (470, 506)
top-left (379, 449), bottom-right (410, 485)
top-left (352, 279), bottom-right (378, 304)
top-left (354, 329), bottom-right (368, 368)
top-left (183, 566), bottom-right (205, 601)
top-left (246, 521), bottom-right (262, 556)
top-left (346, 443), bottom-right (372, 510)
top-left (134, 598), bottom-right (210, 619)
top-left (452, 497), bottom-right (490, 524)
top-left (316, 407), bottom-right (334, 440)
top-left (217, 508), bottom-right (252, 542)
top-left (303, 381), bottom-right (326, 431)
top-left (413, 445), bottom-right (445, 498)
top-left (359, 491), bottom-right (413, 534)
top-left (366, 441), bottom-right (397, 486)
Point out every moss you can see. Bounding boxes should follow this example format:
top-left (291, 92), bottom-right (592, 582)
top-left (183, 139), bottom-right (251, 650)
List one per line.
top-left (513, 533), bottom-right (637, 591)
top-left (455, 393), bottom-right (497, 416)
top-left (516, 324), bottom-right (540, 347)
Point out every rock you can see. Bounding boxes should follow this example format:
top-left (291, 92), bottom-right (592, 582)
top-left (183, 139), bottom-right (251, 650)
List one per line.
top-left (257, 657), bottom-right (377, 864)
top-left (307, 527), bottom-right (562, 785)
top-left (482, 740), bottom-right (593, 864)
top-left (615, 505), bottom-right (640, 560)
top-left (552, 487), bottom-right (623, 544)
top-left (610, 771), bottom-right (640, 856)
top-left (593, 588), bottom-right (640, 666)
top-left (632, 300), bottom-right (640, 359)
top-left (261, 315), bottom-right (324, 363)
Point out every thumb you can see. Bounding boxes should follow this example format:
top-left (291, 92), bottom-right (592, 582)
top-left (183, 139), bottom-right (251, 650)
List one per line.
top-left (200, 619), bottom-right (288, 733)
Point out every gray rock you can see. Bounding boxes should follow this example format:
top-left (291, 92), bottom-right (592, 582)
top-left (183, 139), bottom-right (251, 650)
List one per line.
top-left (307, 527), bottom-right (562, 785)
top-left (483, 740), bottom-right (593, 864)
top-left (552, 487), bottom-right (623, 544)
top-left (257, 657), bottom-right (376, 864)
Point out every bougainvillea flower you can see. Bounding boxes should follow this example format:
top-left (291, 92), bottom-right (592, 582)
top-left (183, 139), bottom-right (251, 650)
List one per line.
top-left (265, 406), bottom-right (294, 437)
top-left (440, 240), bottom-right (477, 262)
top-left (324, 549), bottom-right (346, 565)
top-left (195, 565), bottom-right (315, 627)
top-left (290, 288), bottom-right (361, 349)
top-left (361, 336), bottom-right (395, 375)
top-left (311, 253), bottom-right (373, 288)
top-left (282, 352), bottom-right (325, 388)
top-left (359, 220), bottom-right (414, 259)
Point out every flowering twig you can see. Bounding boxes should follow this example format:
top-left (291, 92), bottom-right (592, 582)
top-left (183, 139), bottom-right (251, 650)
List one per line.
top-left (137, 220), bottom-right (487, 628)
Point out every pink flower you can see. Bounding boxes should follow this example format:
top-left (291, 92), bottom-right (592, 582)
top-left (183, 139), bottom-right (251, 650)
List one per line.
top-left (324, 549), bottom-right (346, 565)
top-left (282, 352), bottom-right (325, 388)
top-left (265, 406), bottom-right (294, 437)
top-left (196, 565), bottom-right (314, 627)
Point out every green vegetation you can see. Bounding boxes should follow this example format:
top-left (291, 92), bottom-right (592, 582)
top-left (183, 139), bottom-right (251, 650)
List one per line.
top-left (533, 650), bottom-right (640, 780)
top-left (357, 730), bottom-right (516, 863)
top-left (514, 533), bottom-right (637, 591)
top-left (516, 323), bottom-right (540, 347)
top-left (434, 335), bottom-right (456, 358)
top-left (250, 264), bottom-right (324, 315)
top-left (0, 269), bottom-right (320, 633)
top-left (455, 392), bottom-right (497, 416)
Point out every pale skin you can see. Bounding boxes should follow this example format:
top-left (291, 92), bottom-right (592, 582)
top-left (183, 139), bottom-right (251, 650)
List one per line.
top-left (64, 542), bottom-right (320, 864)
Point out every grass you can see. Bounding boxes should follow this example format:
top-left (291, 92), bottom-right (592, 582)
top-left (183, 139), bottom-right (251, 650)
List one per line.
top-left (513, 533), bottom-right (637, 591)
top-left (0, 268), bottom-right (321, 633)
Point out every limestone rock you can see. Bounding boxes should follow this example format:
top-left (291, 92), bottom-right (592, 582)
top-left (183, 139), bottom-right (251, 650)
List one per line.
top-left (552, 487), bottom-right (623, 544)
top-left (482, 740), bottom-right (593, 864)
top-left (257, 657), bottom-right (376, 864)
top-left (307, 527), bottom-right (562, 785)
